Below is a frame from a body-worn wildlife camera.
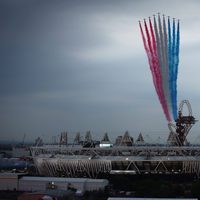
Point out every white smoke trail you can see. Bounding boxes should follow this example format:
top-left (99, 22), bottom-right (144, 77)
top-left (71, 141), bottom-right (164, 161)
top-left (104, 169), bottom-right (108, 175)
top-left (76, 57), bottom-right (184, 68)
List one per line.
top-left (163, 15), bottom-right (172, 118)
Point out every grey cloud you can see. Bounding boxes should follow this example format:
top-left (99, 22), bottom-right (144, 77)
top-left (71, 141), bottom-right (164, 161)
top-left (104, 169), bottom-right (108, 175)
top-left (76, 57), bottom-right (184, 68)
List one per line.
top-left (0, 0), bottom-right (200, 141)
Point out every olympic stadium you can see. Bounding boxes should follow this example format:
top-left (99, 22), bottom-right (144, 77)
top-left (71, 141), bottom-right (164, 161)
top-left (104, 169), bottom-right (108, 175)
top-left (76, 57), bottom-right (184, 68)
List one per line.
top-left (30, 99), bottom-right (199, 179)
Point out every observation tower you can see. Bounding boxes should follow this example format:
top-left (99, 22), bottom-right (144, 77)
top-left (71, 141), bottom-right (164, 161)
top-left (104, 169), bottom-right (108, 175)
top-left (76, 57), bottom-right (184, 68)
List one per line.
top-left (168, 100), bottom-right (197, 146)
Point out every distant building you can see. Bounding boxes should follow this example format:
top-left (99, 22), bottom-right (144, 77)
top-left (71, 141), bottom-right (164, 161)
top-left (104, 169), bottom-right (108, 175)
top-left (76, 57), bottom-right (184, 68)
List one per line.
top-left (0, 144), bottom-right (12, 157)
top-left (0, 173), bottom-right (27, 190)
top-left (18, 176), bottom-right (109, 193)
top-left (12, 146), bottom-right (30, 158)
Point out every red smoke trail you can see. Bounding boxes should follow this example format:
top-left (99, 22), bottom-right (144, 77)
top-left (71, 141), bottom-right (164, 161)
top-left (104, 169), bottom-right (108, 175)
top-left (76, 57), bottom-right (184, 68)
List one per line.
top-left (139, 21), bottom-right (158, 98)
top-left (144, 20), bottom-right (160, 102)
top-left (139, 21), bottom-right (149, 55)
top-left (144, 20), bottom-right (160, 94)
top-left (144, 20), bottom-right (153, 54)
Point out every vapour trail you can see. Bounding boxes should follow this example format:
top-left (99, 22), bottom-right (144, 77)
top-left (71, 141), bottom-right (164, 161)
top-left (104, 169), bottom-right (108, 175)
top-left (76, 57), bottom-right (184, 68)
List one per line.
top-left (144, 20), bottom-right (159, 93)
top-left (168, 17), bottom-right (173, 118)
top-left (171, 19), bottom-right (176, 120)
top-left (173, 20), bottom-right (180, 120)
top-left (139, 14), bottom-right (179, 122)
top-left (149, 18), bottom-right (171, 122)
top-left (139, 21), bottom-right (158, 96)
top-left (140, 18), bottom-right (171, 121)
top-left (163, 16), bottom-right (171, 116)
top-left (158, 15), bottom-right (169, 116)
top-left (153, 16), bottom-right (171, 121)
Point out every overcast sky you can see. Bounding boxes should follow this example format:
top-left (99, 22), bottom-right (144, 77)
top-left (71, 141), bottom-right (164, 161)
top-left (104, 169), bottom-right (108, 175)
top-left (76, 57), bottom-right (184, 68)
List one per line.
top-left (1, 0), bottom-right (200, 143)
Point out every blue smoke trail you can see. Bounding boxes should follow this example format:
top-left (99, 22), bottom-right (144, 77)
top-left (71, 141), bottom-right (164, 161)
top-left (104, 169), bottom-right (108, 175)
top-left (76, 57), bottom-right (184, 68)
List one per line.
top-left (172, 19), bottom-right (177, 120)
top-left (168, 18), bottom-right (180, 121)
top-left (168, 18), bottom-right (177, 120)
top-left (173, 21), bottom-right (180, 120)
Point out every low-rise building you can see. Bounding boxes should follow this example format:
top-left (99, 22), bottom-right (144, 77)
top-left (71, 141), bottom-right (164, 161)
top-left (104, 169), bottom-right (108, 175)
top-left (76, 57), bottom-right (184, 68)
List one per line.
top-left (0, 173), bottom-right (27, 190)
top-left (18, 176), bottom-right (109, 193)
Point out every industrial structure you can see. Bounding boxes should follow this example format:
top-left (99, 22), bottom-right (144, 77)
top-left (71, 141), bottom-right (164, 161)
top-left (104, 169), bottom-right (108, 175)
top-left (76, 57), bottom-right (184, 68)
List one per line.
top-left (168, 100), bottom-right (197, 146)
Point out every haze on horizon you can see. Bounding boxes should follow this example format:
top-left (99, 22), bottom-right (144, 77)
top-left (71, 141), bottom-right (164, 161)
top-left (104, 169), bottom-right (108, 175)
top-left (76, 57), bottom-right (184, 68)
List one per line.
top-left (0, 0), bottom-right (200, 143)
